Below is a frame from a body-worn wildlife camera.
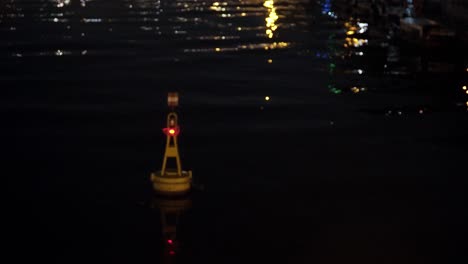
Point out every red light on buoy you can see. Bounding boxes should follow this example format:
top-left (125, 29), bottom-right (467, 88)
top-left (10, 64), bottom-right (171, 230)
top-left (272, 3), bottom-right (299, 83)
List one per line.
top-left (167, 239), bottom-right (173, 244)
top-left (163, 127), bottom-right (180, 136)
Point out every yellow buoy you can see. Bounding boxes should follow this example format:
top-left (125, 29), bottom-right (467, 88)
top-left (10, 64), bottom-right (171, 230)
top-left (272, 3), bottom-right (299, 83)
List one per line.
top-left (151, 93), bottom-right (192, 195)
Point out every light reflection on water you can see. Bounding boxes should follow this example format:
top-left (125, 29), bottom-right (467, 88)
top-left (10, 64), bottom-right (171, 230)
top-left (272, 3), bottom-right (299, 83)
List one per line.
top-left (321, 1), bottom-right (466, 106)
top-left (1, 0), bottom-right (466, 107)
top-left (263, 0), bottom-right (278, 39)
top-left (1, 0), bottom-right (307, 57)
top-left (152, 195), bottom-right (192, 262)
top-left (55, 0), bottom-right (71, 8)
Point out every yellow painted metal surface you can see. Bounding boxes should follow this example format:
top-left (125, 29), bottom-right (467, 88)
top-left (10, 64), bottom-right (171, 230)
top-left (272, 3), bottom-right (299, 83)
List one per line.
top-left (151, 171), bottom-right (192, 195)
top-left (151, 110), bottom-right (192, 195)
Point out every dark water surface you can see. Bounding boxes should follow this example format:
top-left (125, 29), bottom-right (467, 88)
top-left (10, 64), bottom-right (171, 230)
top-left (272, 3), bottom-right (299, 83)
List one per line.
top-left (3, 0), bottom-right (468, 263)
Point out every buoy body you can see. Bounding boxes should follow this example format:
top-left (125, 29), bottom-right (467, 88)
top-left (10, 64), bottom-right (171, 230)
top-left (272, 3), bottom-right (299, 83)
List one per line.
top-left (151, 94), bottom-right (192, 196)
top-left (151, 170), bottom-right (192, 195)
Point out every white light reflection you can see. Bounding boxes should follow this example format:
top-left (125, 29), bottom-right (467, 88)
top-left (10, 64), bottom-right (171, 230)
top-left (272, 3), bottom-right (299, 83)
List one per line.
top-left (210, 2), bottom-right (225, 12)
top-left (55, 0), bottom-right (71, 8)
top-left (357, 22), bottom-right (368, 33)
top-left (183, 42), bottom-right (289, 53)
top-left (50, 17), bottom-right (69, 23)
top-left (82, 18), bottom-right (102, 23)
top-left (196, 35), bottom-right (239, 40)
top-left (345, 21), bottom-right (368, 35)
top-left (140, 26), bottom-right (153, 31)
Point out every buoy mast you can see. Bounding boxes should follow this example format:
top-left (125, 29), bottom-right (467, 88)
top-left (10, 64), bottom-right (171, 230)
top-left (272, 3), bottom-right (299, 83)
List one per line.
top-left (151, 92), bottom-right (192, 195)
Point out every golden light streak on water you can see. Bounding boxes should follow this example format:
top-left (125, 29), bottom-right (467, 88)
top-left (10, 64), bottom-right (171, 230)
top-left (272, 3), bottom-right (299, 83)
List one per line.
top-left (264, 0), bottom-right (278, 39)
